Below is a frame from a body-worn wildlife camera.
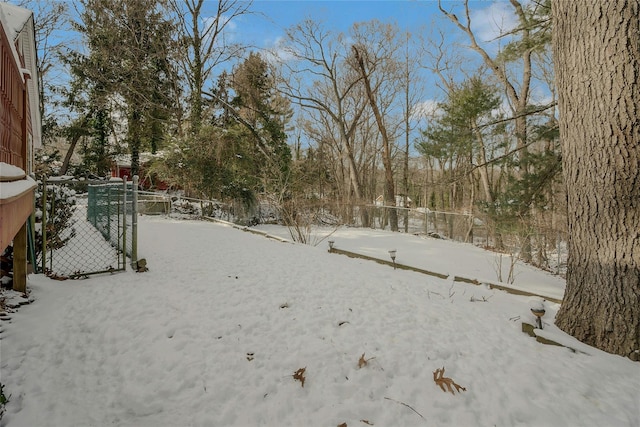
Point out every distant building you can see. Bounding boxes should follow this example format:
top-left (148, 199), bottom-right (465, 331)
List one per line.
top-left (111, 153), bottom-right (169, 190)
top-left (0, 2), bottom-right (41, 291)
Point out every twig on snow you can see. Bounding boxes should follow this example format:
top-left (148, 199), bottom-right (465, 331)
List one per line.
top-left (384, 397), bottom-right (426, 421)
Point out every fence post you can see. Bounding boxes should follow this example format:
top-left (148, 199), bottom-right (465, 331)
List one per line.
top-left (107, 185), bottom-right (111, 240)
top-left (424, 210), bottom-right (428, 235)
top-left (122, 176), bottom-right (127, 271)
top-left (131, 175), bottom-right (138, 268)
top-left (486, 224), bottom-right (490, 248)
top-left (556, 232), bottom-right (561, 275)
top-left (41, 178), bottom-right (47, 273)
top-left (48, 182), bottom-right (55, 272)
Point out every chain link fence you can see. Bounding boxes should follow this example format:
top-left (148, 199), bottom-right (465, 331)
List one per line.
top-left (135, 192), bottom-right (255, 224)
top-left (87, 181), bottom-right (136, 258)
top-left (127, 191), bottom-right (567, 276)
top-left (36, 177), bottom-right (138, 279)
top-left (358, 205), bottom-right (476, 240)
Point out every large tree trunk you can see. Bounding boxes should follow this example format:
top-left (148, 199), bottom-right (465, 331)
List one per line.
top-left (60, 133), bottom-right (81, 176)
top-left (60, 115), bottom-right (90, 176)
top-left (552, 0), bottom-right (640, 359)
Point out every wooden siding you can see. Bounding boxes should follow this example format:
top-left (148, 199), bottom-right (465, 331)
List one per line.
top-left (0, 10), bottom-right (36, 289)
top-left (1, 19), bottom-right (33, 254)
top-left (0, 20), bottom-right (25, 169)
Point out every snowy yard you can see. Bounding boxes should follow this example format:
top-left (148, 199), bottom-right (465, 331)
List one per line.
top-left (0, 216), bottom-right (638, 426)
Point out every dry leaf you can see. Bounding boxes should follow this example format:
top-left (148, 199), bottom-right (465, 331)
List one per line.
top-left (293, 367), bottom-right (306, 388)
top-left (338, 423), bottom-right (347, 427)
top-left (433, 367), bottom-right (466, 394)
top-left (358, 353), bottom-right (368, 369)
top-left (360, 420), bottom-right (374, 425)
top-left (358, 353), bottom-right (376, 369)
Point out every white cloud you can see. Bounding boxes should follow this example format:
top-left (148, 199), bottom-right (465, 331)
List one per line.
top-left (470, 2), bottom-right (520, 45)
top-left (411, 99), bottom-right (442, 121)
top-left (262, 36), bottom-right (297, 64)
top-left (202, 14), bottom-right (237, 45)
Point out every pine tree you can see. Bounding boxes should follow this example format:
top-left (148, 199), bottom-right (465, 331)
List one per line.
top-left (229, 52), bottom-right (293, 189)
top-left (70, 0), bottom-right (177, 176)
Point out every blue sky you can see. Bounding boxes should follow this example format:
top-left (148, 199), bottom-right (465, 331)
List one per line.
top-left (211, 1), bottom-right (523, 98)
top-left (214, 0), bottom-right (552, 151)
top-left (14, 0), bottom-right (533, 129)
top-left (215, 1), bottom-right (528, 120)
top-left (225, 0), bottom-right (517, 53)
top-left (30, 0), bottom-right (520, 97)
top-left (243, 0), bottom-right (442, 44)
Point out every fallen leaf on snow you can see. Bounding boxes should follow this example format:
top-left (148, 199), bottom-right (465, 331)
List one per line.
top-left (293, 367), bottom-right (306, 388)
top-left (433, 366), bottom-right (466, 394)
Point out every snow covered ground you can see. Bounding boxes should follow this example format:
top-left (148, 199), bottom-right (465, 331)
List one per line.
top-left (1, 216), bottom-right (638, 426)
top-left (255, 224), bottom-right (566, 302)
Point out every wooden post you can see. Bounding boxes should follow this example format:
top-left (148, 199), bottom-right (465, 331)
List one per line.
top-left (13, 221), bottom-right (28, 293)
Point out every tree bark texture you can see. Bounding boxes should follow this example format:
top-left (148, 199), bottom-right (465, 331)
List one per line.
top-left (60, 116), bottom-right (90, 176)
top-left (553, 0), bottom-right (640, 359)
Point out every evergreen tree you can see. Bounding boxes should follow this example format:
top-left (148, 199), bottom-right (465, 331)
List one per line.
top-left (439, 0), bottom-right (555, 260)
top-left (70, 0), bottom-right (177, 176)
top-left (228, 52), bottom-right (293, 190)
top-left (157, 53), bottom-right (291, 207)
top-left (417, 76), bottom-right (502, 208)
top-left (79, 107), bottom-right (112, 177)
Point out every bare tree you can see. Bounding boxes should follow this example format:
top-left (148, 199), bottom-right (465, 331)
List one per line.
top-left (399, 32), bottom-right (425, 232)
top-left (351, 21), bottom-right (404, 231)
top-left (17, 0), bottom-right (70, 137)
top-left (279, 20), bottom-right (371, 214)
top-left (168, 0), bottom-right (252, 134)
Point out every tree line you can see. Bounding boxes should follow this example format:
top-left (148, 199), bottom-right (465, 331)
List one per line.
top-left (19, 0), bottom-right (639, 359)
top-left (26, 0), bottom-right (560, 250)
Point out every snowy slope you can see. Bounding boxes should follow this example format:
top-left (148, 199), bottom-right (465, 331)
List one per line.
top-left (0, 216), bottom-right (638, 426)
top-left (255, 224), bottom-right (566, 301)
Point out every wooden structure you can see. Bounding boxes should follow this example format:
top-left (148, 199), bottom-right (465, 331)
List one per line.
top-left (0, 3), bottom-right (41, 292)
top-left (111, 153), bottom-right (169, 190)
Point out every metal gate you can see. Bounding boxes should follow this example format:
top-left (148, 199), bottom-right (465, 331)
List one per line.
top-left (37, 177), bottom-right (138, 279)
